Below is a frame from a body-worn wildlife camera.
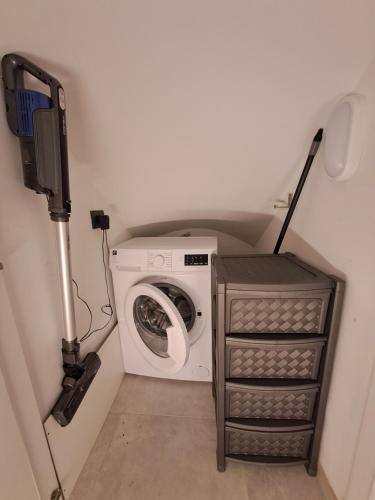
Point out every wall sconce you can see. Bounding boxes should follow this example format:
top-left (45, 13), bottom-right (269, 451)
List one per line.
top-left (324, 93), bottom-right (366, 181)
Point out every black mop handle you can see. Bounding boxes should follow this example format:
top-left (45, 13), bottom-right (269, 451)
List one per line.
top-left (273, 128), bottom-right (323, 254)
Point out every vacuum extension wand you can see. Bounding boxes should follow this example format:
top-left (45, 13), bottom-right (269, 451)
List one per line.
top-left (2, 53), bottom-right (100, 426)
top-left (273, 128), bottom-right (323, 254)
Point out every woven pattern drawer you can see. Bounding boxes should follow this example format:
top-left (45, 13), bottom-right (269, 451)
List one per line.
top-left (225, 383), bottom-right (319, 420)
top-left (228, 294), bottom-right (329, 334)
top-left (226, 339), bottom-right (324, 379)
top-left (225, 426), bottom-right (313, 458)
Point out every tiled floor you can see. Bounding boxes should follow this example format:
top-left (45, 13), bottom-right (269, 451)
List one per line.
top-left (70, 375), bottom-right (326, 500)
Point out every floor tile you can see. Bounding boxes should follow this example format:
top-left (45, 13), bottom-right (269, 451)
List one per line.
top-left (84, 413), bottom-right (247, 500)
top-left (70, 376), bottom-right (326, 500)
top-left (275, 465), bottom-right (326, 500)
top-left (69, 412), bottom-right (120, 500)
top-left (111, 374), bottom-right (215, 419)
top-left (244, 464), bottom-right (325, 500)
top-left (244, 464), bottom-right (286, 500)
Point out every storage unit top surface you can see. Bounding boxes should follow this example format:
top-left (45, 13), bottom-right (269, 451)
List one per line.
top-left (214, 253), bottom-right (334, 291)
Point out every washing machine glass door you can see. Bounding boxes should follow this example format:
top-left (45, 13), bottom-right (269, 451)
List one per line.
top-left (125, 283), bottom-right (190, 374)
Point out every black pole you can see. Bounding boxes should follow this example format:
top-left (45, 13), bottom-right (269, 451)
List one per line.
top-left (273, 128), bottom-right (323, 254)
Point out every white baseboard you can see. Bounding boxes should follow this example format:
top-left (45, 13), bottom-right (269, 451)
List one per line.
top-left (44, 326), bottom-right (124, 499)
top-left (318, 465), bottom-right (338, 500)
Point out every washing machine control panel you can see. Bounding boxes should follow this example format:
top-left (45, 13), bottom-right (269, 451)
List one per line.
top-left (184, 254), bottom-right (208, 266)
top-left (147, 251), bottom-right (172, 270)
top-left (111, 248), bottom-right (213, 273)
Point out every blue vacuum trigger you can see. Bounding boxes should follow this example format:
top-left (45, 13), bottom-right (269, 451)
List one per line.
top-left (15, 89), bottom-right (50, 136)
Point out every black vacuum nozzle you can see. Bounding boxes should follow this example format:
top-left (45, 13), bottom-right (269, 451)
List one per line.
top-left (52, 352), bottom-right (101, 426)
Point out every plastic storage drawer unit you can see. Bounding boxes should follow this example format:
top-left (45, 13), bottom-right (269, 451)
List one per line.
top-left (213, 253), bottom-right (345, 475)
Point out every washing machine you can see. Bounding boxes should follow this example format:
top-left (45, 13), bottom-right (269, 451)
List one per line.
top-left (110, 237), bottom-right (218, 381)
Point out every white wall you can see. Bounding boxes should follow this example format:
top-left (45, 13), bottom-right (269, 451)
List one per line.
top-left (346, 360), bottom-right (375, 500)
top-left (99, 0), bottom-right (375, 229)
top-left (0, 270), bottom-right (58, 498)
top-left (1, 1), bottom-right (374, 232)
top-left (0, 366), bottom-right (40, 500)
top-left (255, 57), bottom-right (375, 500)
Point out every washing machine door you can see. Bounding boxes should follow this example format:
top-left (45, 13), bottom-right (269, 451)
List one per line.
top-left (125, 283), bottom-right (190, 374)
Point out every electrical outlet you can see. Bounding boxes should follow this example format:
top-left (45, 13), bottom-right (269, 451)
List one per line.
top-left (90, 210), bottom-right (104, 229)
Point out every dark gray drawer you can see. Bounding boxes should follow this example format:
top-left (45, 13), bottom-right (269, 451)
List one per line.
top-left (225, 424), bottom-right (313, 458)
top-left (226, 337), bottom-right (324, 379)
top-left (225, 382), bottom-right (319, 420)
top-left (226, 290), bottom-right (331, 334)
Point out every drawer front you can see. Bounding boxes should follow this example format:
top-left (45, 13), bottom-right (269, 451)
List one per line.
top-left (226, 340), bottom-right (324, 379)
top-left (225, 426), bottom-right (313, 458)
top-left (227, 291), bottom-right (331, 334)
top-left (225, 383), bottom-right (319, 420)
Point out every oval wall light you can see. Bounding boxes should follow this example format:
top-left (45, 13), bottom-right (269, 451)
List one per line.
top-left (324, 93), bottom-right (366, 181)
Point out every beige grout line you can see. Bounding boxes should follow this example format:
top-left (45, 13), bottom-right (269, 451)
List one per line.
top-left (109, 409), bottom-right (216, 420)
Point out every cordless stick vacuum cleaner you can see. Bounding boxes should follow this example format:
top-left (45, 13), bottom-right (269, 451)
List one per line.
top-left (2, 53), bottom-right (101, 426)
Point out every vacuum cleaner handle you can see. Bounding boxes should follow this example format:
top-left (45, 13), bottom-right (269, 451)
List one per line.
top-left (2, 54), bottom-right (62, 129)
top-left (2, 53), bottom-right (71, 221)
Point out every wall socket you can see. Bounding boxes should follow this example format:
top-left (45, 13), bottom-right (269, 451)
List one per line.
top-left (90, 210), bottom-right (110, 230)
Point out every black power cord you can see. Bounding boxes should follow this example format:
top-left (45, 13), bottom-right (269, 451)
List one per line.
top-left (73, 229), bottom-right (114, 343)
top-left (72, 278), bottom-right (92, 338)
top-left (100, 230), bottom-right (113, 317)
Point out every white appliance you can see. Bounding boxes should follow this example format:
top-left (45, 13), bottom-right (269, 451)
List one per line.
top-left (110, 237), bottom-right (217, 381)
